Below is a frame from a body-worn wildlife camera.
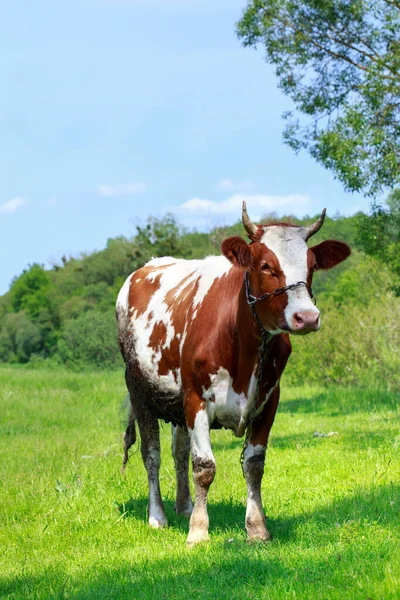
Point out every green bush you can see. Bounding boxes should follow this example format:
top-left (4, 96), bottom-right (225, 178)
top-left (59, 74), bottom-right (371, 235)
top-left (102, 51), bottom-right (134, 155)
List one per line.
top-left (286, 295), bottom-right (400, 387)
top-left (9, 264), bottom-right (53, 318)
top-left (0, 312), bottom-right (42, 363)
top-left (57, 310), bottom-right (121, 369)
top-left (0, 211), bottom-right (398, 387)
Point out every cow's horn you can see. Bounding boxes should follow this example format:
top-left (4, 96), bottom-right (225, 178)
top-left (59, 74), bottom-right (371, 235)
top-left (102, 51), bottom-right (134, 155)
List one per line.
top-left (242, 201), bottom-right (257, 239)
top-left (303, 208), bottom-right (326, 240)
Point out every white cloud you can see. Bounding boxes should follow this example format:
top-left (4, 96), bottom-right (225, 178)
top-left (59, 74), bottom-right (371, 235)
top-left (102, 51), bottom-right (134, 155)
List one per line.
top-left (97, 182), bottom-right (147, 197)
top-left (180, 193), bottom-right (312, 217)
top-left (217, 178), bottom-right (253, 192)
top-left (0, 197), bottom-right (28, 214)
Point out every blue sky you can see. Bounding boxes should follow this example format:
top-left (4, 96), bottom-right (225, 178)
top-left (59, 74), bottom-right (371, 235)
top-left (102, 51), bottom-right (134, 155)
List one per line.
top-left (0, 0), bottom-right (367, 294)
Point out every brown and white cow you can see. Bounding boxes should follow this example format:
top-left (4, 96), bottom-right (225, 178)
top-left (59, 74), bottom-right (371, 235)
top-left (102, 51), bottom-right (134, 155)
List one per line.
top-left (116, 203), bottom-right (350, 545)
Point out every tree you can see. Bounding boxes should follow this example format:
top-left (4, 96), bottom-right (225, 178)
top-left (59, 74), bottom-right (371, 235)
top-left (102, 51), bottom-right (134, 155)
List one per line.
top-left (134, 214), bottom-right (192, 262)
top-left (386, 187), bottom-right (400, 213)
top-left (357, 188), bottom-right (400, 294)
top-left (237, 0), bottom-right (400, 196)
top-left (9, 264), bottom-right (53, 318)
top-left (57, 310), bottom-right (121, 369)
top-left (0, 312), bottom-right (42, 362)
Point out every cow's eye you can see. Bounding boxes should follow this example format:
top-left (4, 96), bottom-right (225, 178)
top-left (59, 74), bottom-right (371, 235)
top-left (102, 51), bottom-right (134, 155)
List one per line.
top-left (261, 263), bottom-right (272, 272)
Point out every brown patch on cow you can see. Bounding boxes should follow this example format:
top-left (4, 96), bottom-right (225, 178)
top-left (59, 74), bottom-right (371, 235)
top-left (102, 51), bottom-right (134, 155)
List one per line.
top-left (192, 457), bottom-right (215, 487)
top-left (310, 240), bottom-right (351, 270)
top-left (250, 243), bottom-right (290, 331)
top-left (221, 237), bottom-right (253, 268)
top-left (158, 334), bottom-right (181, 379)
top-left (151, 273), bottom-right (203, 387)
top-left (250, 334), bottom-right (292, 447)
top-left (149, 320), bottom-right (167, 352)
top-left (179, 267), bottom-right (258, 399)
top-left (306, 249), bottom-right (317, 287)
top-left (129, 269), bottom-right (163, 317)
top-left (250, 388), bottom-right (280, 447)
top-left (184, 391), bottom-right (205, 430)
top-left (164, 271), bottom-right (196, 306)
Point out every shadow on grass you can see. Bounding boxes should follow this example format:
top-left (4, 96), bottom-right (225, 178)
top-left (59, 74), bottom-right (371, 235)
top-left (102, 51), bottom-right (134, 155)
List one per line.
top-left (116, 482), bottom-right (399, 542)
top-left (2, 484), bottom-right (398, 600)
top-left (269, 481), bottom-right (399, 544)
top-left (116, 496), bottom-right (246, 535)
top-left (205, 426), bottom-right (396, 455)
top-left (270, 427), bottom-right (398, 451)
top-left (117, 497), bottom-right (191, 533)
top-left (279, 388), bottom-right (398, 416)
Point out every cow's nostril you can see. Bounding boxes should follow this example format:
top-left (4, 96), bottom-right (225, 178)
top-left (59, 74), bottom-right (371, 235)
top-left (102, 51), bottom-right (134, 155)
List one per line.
top-left (294, 313), bottom-right (304, 325)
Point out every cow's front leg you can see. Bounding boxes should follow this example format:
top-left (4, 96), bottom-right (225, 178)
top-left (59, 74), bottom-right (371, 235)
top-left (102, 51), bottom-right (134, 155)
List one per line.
top-left (185, 398), bottom-right (215, 546)
top-left (171, 424), bottom-right (193, 518)
top-left (243, 385), bottom-right (280, 541)
top-left (243, 439), bottom-right (269, 541)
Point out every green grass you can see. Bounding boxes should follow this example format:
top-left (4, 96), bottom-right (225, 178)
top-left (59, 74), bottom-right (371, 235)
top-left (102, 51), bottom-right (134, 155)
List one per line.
top-left (0, 367), bottom-right (399, 600)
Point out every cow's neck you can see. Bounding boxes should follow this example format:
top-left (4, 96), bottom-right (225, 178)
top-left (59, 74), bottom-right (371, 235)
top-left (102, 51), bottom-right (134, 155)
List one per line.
top-left (227, 269), bottom-right (273, 395)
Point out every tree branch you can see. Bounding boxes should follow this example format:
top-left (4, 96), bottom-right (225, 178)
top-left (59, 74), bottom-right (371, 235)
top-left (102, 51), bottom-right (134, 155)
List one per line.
top-left (324, 29), bottom-right (400, 78)
top-left (283, 19), bottom-right (369, 72)
top-left (282, 18), bottom-right (398, 81)
top-left (382, 0), bottom-right (400, 9)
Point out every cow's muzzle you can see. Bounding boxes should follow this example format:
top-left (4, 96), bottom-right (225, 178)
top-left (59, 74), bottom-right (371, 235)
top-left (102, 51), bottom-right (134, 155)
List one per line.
top-left (290, 310), bottom-right (320, 335)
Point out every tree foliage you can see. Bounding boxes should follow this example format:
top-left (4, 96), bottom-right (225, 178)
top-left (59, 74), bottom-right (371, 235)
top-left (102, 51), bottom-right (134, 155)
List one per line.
top-left (357, 188), bottom-right (400, 294)
top-left (9, 264), bottom-right (53, 318)
top-left (237, 0), bottom-right (400, 196)
top-left (0, 211), bottom-right (392, 369)
top-left (57, 310), bottom-right (120, 369)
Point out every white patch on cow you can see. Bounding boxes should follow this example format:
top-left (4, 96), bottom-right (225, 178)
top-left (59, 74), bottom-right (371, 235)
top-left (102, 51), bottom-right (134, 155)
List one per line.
top-left (243, 443), bottom-right (267, 531)
top-left (200, 366), bottom-right (276, 437)
top-left (147, 449), bottom-right (167, 528)
top-left (260, 226), bottom-right (319, 328)
top-left (238, 376), bottom-right (279, 437)
top-left (116, 274), bottom-right (132, 312)
top-left (243, 443), bottom-right (265, 462)
top-left (148, 256), bottom-right (178, 267)
top-left (191, 409), bottom-right (214, 462)
top-left (123, 256), bottom-right (233, 395)
top-left (192, 256), bottom-right (232, 312)
top-left (203, 367), bottom-right (249, 434)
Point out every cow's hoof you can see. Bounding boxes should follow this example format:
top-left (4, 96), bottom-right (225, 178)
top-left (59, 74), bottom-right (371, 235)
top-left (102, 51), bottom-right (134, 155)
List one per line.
top-left (148, 515), bottom-right (168, 529)
top-left (246, 528), bottom-right (272, 542)
top-left (186, 530), bottom-right (210, 547)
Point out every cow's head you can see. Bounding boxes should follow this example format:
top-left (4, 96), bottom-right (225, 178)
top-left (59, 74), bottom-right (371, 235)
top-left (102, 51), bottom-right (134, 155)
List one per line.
top-left (221, 202), bottom-right (350, 335)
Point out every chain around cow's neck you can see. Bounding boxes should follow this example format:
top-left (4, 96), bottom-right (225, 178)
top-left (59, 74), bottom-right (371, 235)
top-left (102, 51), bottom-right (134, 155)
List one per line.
top-left (244, 270), bottom-right (316, 337)
top-left (240, 272), bottom-right (316, 476)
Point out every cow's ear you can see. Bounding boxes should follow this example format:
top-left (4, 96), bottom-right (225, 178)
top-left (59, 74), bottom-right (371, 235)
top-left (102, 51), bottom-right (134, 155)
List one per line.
top-left (310, 240), bottom-right (351, 270)
top-left (221, 236), bottom-right (252, 268)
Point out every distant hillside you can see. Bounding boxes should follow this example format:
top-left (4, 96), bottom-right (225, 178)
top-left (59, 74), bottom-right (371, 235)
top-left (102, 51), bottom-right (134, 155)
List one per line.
top-left (1, 211), bottom-right (398, 387)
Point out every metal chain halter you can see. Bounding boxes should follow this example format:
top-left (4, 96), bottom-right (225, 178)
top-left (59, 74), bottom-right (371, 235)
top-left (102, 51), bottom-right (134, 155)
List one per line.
top-left (239, 272), bottom-right (317, 476)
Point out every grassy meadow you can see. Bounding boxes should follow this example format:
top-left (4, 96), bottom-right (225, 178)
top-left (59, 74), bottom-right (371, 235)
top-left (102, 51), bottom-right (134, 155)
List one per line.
top-left (1, 366), bottom-right (399, 600)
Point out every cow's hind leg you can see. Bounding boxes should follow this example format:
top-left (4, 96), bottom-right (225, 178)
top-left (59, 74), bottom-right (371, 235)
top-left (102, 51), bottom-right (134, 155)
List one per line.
top-left (186, 401), bottom-right (215, 546)
top-left (136, 402), bottom-right (167, 529)
top-left (172, 425), bottom-right (193, 518)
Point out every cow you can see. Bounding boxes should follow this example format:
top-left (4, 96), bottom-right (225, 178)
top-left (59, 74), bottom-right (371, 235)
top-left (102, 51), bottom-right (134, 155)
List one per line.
top-left (116, 203), bottom-right (350, 545)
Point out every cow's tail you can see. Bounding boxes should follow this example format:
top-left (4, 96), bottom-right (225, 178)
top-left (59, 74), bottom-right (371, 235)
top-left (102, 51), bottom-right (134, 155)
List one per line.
top-left (121, 393), bottom-right (136, 474)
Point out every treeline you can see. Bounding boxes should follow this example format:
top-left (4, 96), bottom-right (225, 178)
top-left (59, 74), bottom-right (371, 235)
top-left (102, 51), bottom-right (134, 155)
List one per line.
top-left (1, 211), bottom-right (399, 387)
